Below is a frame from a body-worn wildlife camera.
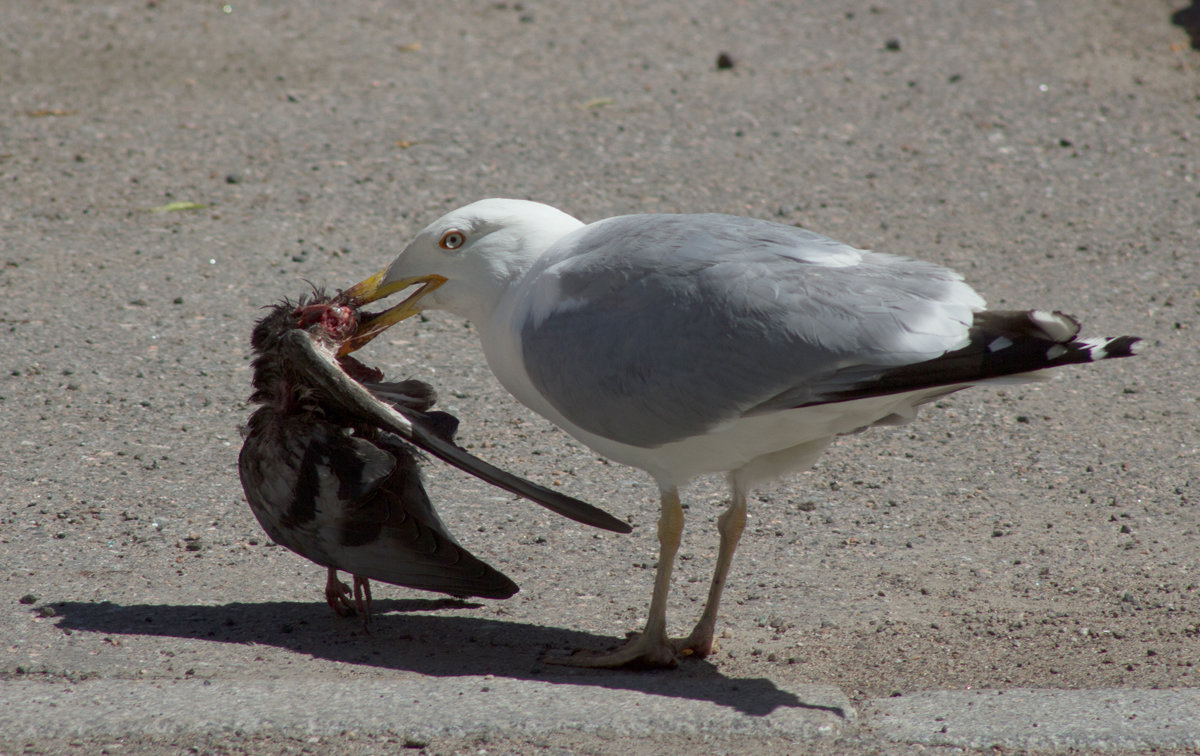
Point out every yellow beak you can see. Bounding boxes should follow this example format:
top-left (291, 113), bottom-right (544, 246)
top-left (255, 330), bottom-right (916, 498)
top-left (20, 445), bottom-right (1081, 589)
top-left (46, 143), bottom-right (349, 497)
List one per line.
top-left (336, 269), bottom-right (447, 356)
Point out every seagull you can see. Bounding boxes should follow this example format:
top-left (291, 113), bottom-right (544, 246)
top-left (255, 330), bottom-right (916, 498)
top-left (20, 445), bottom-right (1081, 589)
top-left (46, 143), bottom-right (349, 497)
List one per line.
top-left (239, 291), bottom-right (630, 622)
top-left (338, 199), bottom-right (1139, 666)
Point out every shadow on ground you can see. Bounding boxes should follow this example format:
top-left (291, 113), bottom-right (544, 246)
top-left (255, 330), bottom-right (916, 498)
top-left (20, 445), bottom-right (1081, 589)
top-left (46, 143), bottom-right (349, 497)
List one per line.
top-left (46, 599), bottom-right (846, 719)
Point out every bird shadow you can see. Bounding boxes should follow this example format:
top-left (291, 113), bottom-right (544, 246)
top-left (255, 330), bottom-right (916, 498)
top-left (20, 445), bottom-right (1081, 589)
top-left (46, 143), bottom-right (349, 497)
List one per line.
top-left (44, 598), bottom-right (844, 719)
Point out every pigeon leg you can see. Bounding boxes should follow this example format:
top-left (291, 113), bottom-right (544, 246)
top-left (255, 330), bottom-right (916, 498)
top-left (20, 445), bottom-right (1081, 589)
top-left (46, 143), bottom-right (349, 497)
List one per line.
top-left (352, 575), bottom-right (373, 629)
top-left (325, 567), bottom-right (356, 617)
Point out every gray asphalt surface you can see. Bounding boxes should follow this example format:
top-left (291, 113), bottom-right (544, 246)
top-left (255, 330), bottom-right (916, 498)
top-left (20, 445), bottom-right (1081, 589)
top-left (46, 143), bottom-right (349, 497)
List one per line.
top-left (2, 1), bottom-right (1198, 754)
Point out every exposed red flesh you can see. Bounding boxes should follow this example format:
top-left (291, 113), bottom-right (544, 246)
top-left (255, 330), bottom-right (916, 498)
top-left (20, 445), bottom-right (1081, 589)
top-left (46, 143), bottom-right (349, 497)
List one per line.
top-left (293, 303), bottom-right (358, 341)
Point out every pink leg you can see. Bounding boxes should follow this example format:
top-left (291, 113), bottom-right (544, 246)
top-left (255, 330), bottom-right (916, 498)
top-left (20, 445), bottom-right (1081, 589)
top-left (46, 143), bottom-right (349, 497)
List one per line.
top-left (324, 568), bottom-right (355, 617)
top-left (350, 580), bottom-right (372, 628)
top-left (352, 575), bottom-right (373, 629)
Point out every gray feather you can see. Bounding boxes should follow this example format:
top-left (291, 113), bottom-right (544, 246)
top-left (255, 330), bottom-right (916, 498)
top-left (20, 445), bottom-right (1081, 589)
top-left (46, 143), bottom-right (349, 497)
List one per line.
top-left (518, 213), bottom-right (982, 448)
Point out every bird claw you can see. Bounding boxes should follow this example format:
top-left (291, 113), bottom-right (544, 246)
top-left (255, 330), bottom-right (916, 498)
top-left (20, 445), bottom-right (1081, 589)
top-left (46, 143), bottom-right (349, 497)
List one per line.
top-left (670, 624), bottom-right (717, 659)
top-left (542, 623), bottom-right (722, 669)
top-left (543, 632), bottom-right (680, 669)
top-left (671, 636), bottom-right (714, 659)
top-left (325, 569), bottom-right (357, 618)
top-left (323, 571), bottom-right (374, 632)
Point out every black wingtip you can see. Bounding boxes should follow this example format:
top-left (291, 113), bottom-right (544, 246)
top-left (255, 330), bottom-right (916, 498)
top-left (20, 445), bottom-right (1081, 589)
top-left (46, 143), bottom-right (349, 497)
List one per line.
top-left (409, 423), bottom-right (633, 534)
top-left (1100, 335), bottom-right (1141, 359)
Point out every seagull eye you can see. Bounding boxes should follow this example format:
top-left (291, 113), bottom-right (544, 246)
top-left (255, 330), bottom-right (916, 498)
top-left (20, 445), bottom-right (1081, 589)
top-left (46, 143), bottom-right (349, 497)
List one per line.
top-left (438, 230), bottom-right (466, 250)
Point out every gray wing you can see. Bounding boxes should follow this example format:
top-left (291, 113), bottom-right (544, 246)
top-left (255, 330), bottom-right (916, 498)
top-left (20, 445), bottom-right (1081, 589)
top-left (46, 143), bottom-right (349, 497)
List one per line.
top-left (517, 213), bottom-right (984, 448)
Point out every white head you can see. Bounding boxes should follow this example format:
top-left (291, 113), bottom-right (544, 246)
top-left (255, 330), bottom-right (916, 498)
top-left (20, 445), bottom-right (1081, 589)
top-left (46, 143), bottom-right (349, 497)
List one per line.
top-left (390, 198), bottom-right (585, 321)
top-left (337, 199), bottom-right (584, 345)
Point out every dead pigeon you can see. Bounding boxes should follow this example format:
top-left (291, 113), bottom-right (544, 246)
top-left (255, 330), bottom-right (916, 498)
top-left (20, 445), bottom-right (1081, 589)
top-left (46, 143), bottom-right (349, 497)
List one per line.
top-left (238, 291), bottom-right (629, 621)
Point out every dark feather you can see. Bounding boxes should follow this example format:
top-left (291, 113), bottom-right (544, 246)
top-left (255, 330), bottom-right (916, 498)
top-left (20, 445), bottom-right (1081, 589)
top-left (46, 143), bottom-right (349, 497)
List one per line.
top-left (239, 291), bottom-right (628, 616)
top-left (239, 413), bottom-right (517, 599)
top-left (239, 293), bottom-right (518, 601)
top-left (797, 309), bottom-right (1141, 407)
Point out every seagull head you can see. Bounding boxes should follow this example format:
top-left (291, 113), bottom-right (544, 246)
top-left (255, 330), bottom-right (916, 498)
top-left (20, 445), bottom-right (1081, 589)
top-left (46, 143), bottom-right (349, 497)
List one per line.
top-left (337, 198), bottom-right (583, 355)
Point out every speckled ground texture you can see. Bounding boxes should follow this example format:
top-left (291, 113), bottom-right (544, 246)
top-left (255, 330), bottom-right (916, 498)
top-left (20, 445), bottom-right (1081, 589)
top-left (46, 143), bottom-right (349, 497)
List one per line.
top-left (1, 1), bottom-right (1198, 754)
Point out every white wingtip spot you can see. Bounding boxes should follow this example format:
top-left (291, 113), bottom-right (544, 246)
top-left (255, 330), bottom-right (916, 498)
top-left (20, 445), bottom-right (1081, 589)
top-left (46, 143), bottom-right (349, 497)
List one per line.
top-left (1078, 337), bottom-right (1108, 354)
top-left (987, 336), bottom-right (1013, 353)
top-left (1030, 310), bottom-right (1078, 342)
top-left (1080, 336), bottom-right (1142, 358)
top-left (1046, 344), bottom-right (1069, 360)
